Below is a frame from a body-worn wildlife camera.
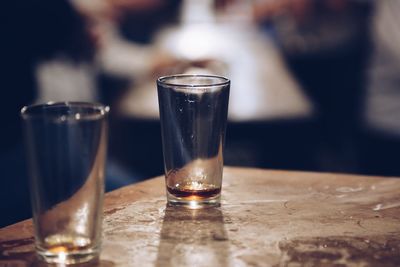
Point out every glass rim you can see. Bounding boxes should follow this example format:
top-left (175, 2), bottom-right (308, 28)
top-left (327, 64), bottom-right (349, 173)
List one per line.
top-left (21, 101), bottom-right (110, 120)
top-left (157, 74), bottom-right (230, 88)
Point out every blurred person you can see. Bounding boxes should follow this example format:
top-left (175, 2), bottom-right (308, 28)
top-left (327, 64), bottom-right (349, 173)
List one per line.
top-left (251, 0), bottom-right (372, 172)
top-left (70, 0), bottom-right (186, 179)
top-left (360, 0), bottom-right (400, 176)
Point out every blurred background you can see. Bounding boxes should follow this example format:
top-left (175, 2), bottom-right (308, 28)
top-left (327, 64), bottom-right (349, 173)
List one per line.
top-left (2, 0), bottom-right (400, 226)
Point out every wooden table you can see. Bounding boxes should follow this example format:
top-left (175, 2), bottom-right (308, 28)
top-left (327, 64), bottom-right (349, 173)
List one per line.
top-left (1, 167), bottom-right (400, 266)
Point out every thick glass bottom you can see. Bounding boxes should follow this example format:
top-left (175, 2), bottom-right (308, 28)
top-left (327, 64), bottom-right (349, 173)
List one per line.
top-left (36, 236), bottom-right (99, 265)
top-left (37, 247), bottom-right (99, 264)
top-left (167, 191), bottom-right (221, 209)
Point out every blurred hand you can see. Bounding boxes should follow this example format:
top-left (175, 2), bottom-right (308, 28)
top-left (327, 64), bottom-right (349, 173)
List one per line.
top-left (252, 0), bottom-right (350, 23)
top-left (149, 51), bottom-right (184, 78)
top-left (252, 0), bottom-right (311, 22)
top-left (108, 0), bottom-right (164, 21)
top-left (73, 0), bottom-right (164, 22)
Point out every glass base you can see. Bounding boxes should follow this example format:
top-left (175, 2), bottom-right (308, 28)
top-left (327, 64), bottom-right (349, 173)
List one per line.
top-left (167, 192), bottom-right (221, 209)
top-left (36, 246), bottom-right (99, 264)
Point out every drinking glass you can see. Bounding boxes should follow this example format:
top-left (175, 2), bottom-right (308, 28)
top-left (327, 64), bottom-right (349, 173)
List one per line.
top-left (21, 102), bottom-right (109, 264)
top-left (157, 74), bottom-right (230, 208)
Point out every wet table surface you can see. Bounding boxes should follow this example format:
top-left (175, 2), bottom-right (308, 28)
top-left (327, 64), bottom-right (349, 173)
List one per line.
top-left (1, 167), bottom-right (400, 266)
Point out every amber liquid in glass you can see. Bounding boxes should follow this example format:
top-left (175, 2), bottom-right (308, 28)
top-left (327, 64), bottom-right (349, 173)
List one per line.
top-left (167, 186), bottom-right (221, 200)
top-left (165, 160), bottom-right (222, 207)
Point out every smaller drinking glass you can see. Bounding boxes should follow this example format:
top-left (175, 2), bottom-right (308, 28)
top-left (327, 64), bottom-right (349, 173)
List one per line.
top-left (157, 74), bottom-right (230, 208)
top-left (21, 102), bottom-right (109, 264)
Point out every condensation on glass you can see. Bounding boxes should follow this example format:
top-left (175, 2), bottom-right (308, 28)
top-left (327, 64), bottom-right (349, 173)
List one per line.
top-left (157, 75), bottom-right (230, 208)
top-left (21, 102), bottom-right (109, 264)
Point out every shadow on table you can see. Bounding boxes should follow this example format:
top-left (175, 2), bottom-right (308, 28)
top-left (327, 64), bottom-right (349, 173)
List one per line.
top-left (155, 206), bottom-right (230, 267)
